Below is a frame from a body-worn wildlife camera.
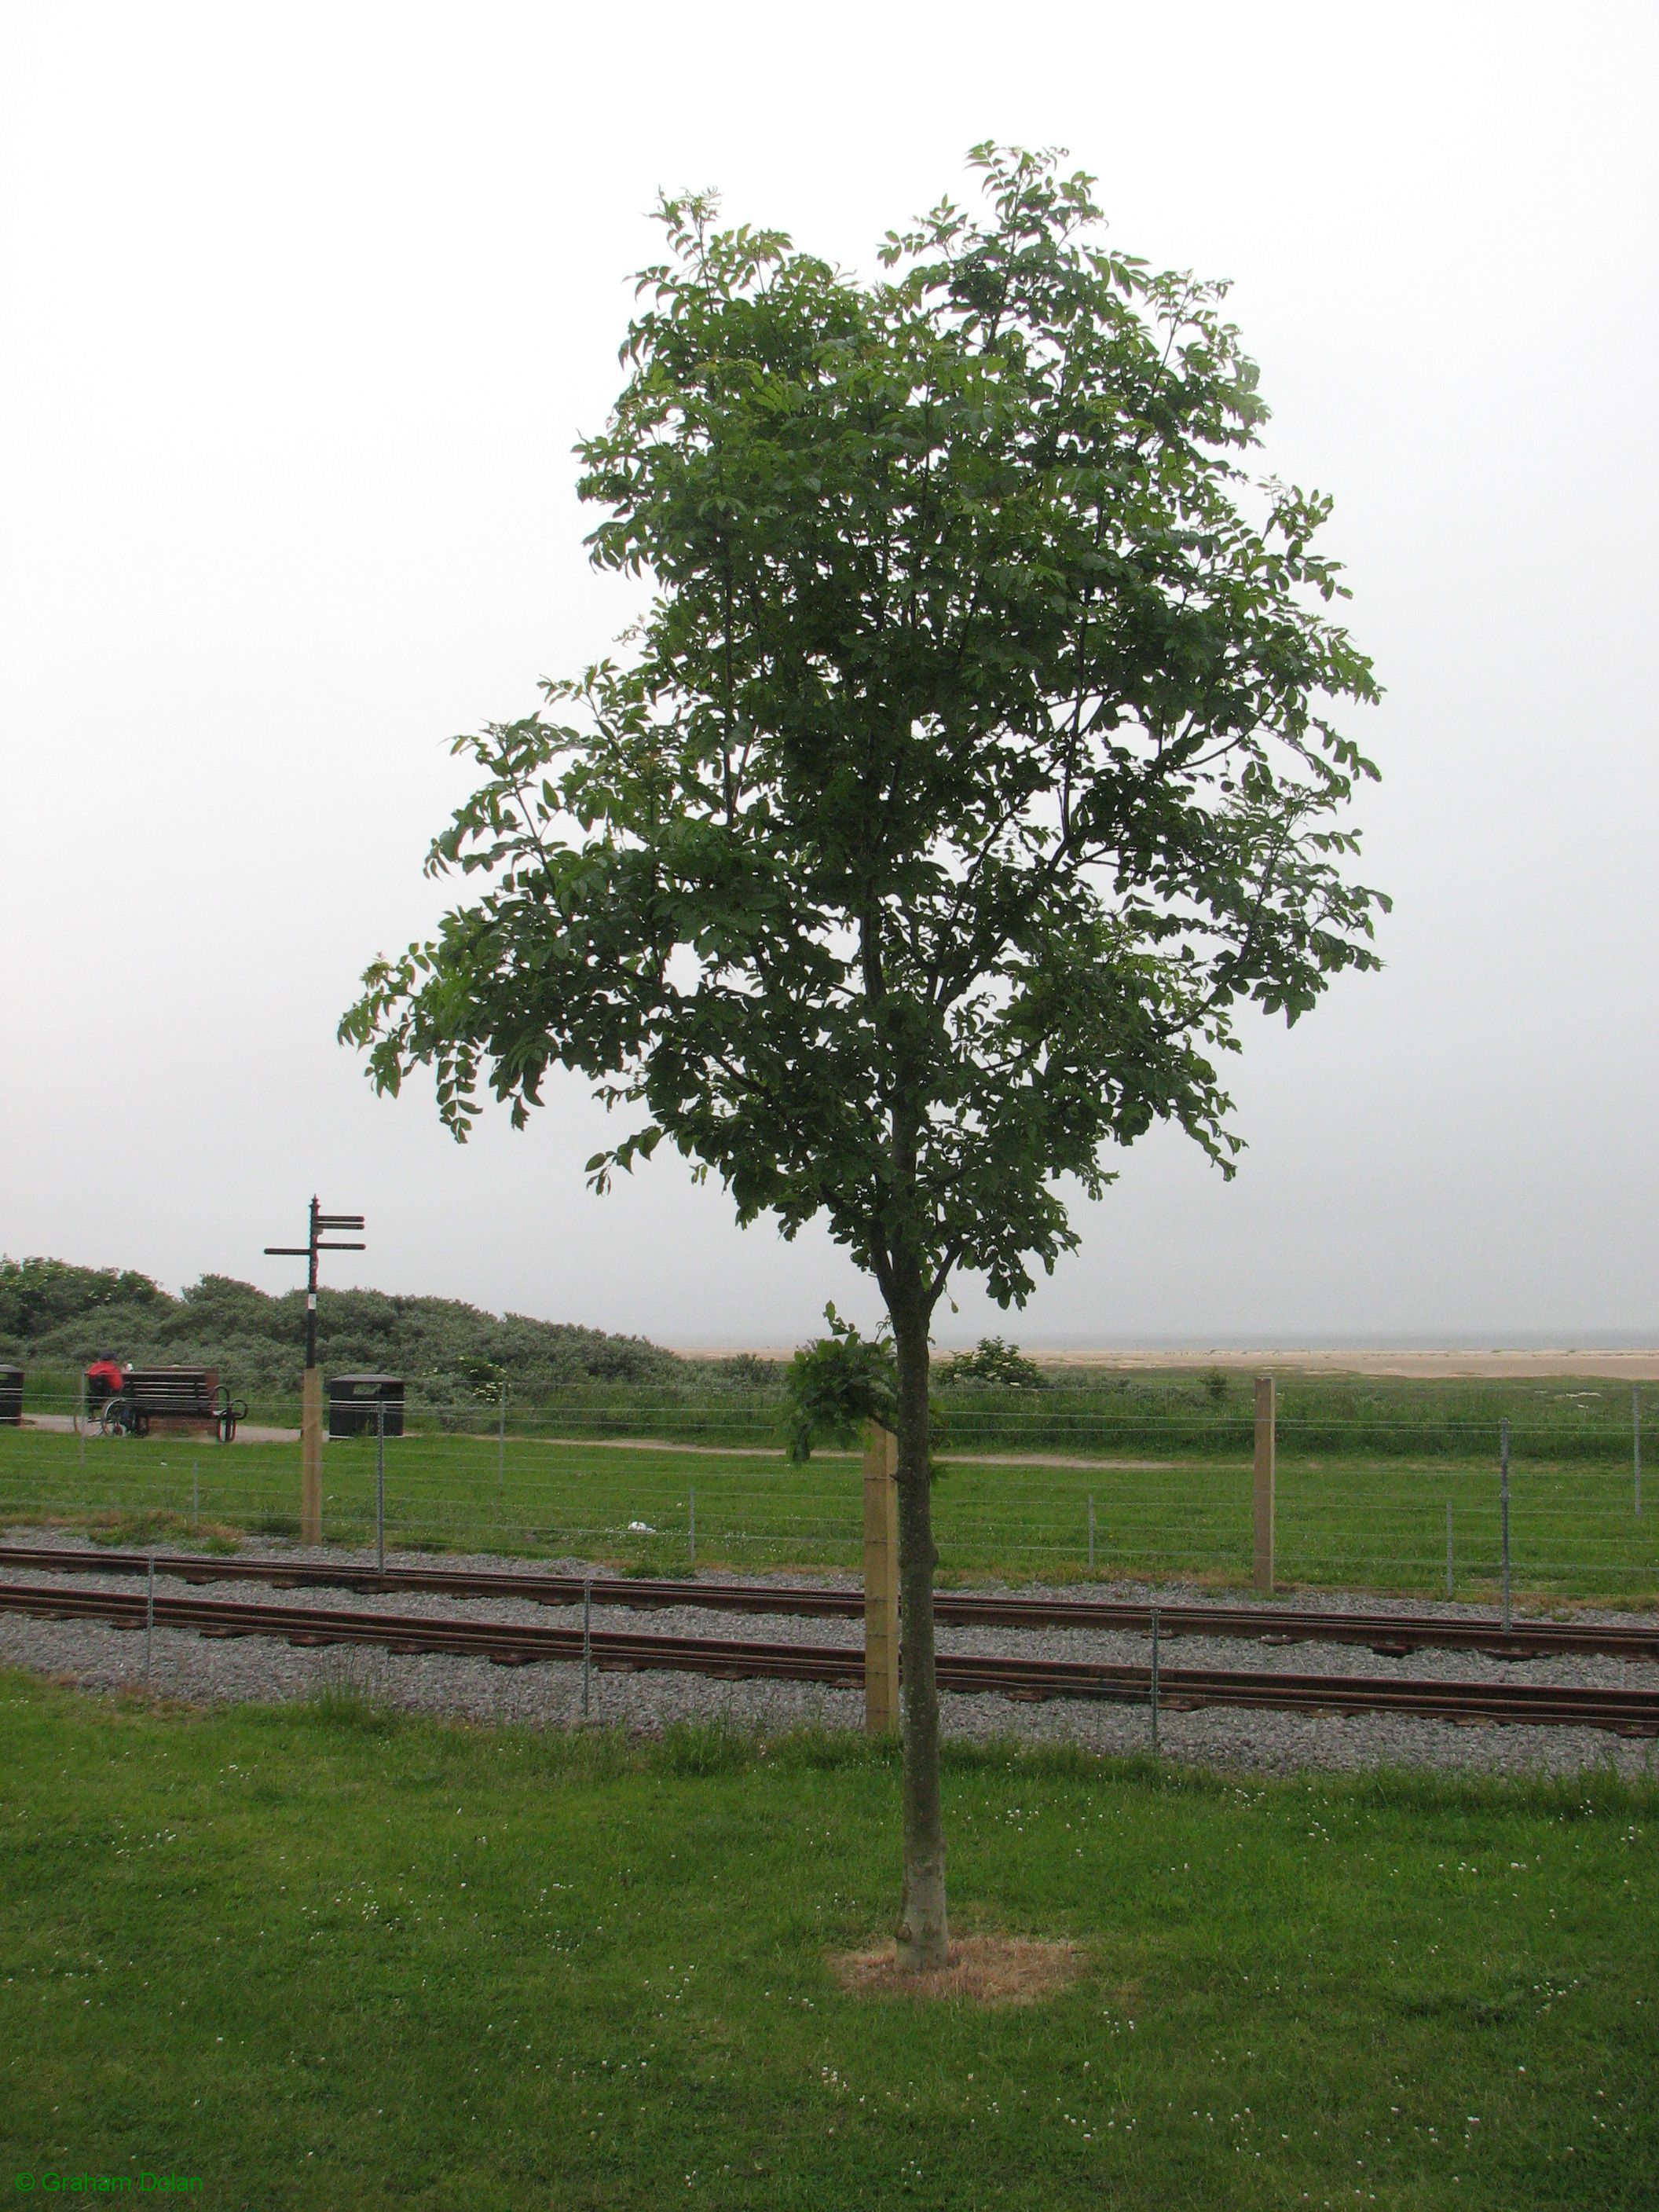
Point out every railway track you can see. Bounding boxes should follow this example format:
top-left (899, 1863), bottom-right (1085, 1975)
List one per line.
top-left (3, 1541), bottom-right (1655, 1664)
top-left (2, 1577), bottom-right (1656, 1735)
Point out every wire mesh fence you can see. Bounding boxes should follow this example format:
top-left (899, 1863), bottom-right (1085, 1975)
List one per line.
top-left (2, 1381), bottom-right (1653, 1601)
top-left (9, 1366), bottom-right (1653, 1459)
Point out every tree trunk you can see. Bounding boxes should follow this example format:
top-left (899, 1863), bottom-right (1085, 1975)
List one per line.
top-left (889, 1285), bottom-right (949, 1970)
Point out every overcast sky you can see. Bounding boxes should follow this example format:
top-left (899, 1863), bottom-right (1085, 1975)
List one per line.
top-left (2, 2), bottom-right (1654, 1349)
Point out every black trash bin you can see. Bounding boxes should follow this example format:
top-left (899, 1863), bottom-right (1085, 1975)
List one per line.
top-left (327, 1374), bottom-right (405, 1439)
top-left (0, 1366), bottom-right (21, 1425)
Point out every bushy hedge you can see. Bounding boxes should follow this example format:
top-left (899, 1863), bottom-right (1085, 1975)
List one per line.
top-left (0, 1255), bottom-right (766, 1403)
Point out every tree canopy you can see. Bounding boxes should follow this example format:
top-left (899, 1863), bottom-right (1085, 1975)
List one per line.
top-left (344, 145), bottom-right (1381, 1328)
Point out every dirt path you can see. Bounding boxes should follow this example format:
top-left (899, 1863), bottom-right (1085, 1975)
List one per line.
top-left (19, 1416), bottom-right (1166, 1470)
top-left (558, 1437), bottom-right (1170, 1470)
top-left (23, 1415), bottom-right (299, 1444)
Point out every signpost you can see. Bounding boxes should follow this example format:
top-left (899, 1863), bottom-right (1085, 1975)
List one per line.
top-left (264, 1198), bottom-right (365, 1544)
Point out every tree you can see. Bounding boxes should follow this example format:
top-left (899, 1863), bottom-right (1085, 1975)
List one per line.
top-left (939, 1336), bottom-right (1048, 1390)
top-left (341, 145), bottom-right (1385, 1969)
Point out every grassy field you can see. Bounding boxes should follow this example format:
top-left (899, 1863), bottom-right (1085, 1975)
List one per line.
top-left (2, 1418), bottom-right (1656, 1600)
top-left (18, 1364), bottom-right (1653, 1461)
top-left (1, 1671), bottom-right (1654, 2209)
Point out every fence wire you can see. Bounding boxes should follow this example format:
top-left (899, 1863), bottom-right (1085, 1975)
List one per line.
top-left (2, 1382), bottom-right (1653, 1599)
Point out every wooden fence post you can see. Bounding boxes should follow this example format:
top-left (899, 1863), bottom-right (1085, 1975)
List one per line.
top-left (1253, 1374), bottom-right (1276, 1595)
top-left (301, 1369), bottom-right (324, 1544)
top-left (862, 1421), bottom-right (899, 1733)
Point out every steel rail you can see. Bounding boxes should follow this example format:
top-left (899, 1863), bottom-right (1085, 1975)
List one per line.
top-left (1, 1578), bottom-right (1655, 1735)
top-left (2, 1542), bottom-right (1656, 1663)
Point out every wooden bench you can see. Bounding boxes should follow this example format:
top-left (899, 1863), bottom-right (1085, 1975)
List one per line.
top-left (97, 1368), bottom-right (248, 1443)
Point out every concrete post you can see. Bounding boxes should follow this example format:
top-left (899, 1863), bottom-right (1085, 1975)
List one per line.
top-left (862, 1420), bottom-right (899, 1734)
top-left (301, 1369), bottom-right (324, 1544)
top-left (1252, 1374), bottom-right (1276, 1595)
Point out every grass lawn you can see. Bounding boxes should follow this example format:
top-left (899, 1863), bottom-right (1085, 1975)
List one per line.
top-left (1, 1669), bottom-right (1655, 2208)
top-left (3, 1420), bottom-right (1656, 1601)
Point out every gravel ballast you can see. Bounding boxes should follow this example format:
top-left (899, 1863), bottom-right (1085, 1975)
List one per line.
top-left (2, 1529), bottom-right (1657, 1781)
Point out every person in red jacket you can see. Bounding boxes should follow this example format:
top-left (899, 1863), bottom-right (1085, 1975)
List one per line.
top-left (84, 1354), bottom-right (127, 1404)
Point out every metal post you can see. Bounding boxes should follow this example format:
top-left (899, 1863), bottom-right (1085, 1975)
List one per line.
top-left (1500, 1417), bottom-right (1512, 1635)
top-left (1635, 1387), bottom-right (1643, 1518)
top-left (1088, 1493), bottom-right (1096, 1574)
top-left (79, 1374), bottom-right (86, 1469)
top-left (192, 1462), bottom-right (199, 1536)
top-left (305, 1196), bottom-right (320, 1367)
top-left (1445, 1501), bottom-right (1453, 1600)
top-left (301, 1197), bottom-right (323, 1543)
top-left (1149, 1602), bottom-right (1160, 1753)
top-left (581, 1577), bottom-right (592, 1720)
top-left (375, 1402), bottom-right (386, 1577)
top-left (688, 1486), bottom-right (696, 1566)
top-left (862, 1423), bottom-right (900, 1734)
top-left (1253, 1375), bottom-right (1276, 1595)
top-left (144, 1552), bottom-right (155, 1686)
top-left (497, 1382), bottom-right (507, 1489)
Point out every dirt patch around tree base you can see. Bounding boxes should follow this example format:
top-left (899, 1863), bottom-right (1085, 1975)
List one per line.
top-left (830, 1933), bottom-right (1083, 2006)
